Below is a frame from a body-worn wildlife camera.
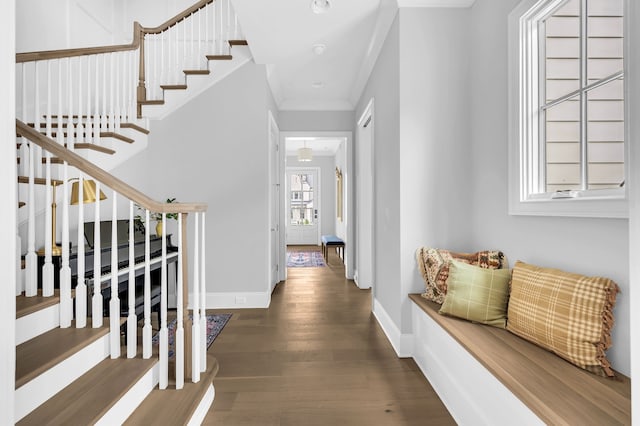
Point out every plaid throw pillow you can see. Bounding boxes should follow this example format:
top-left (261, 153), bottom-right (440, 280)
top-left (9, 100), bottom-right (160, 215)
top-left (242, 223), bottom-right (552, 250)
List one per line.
top-left (507, 261), bottom-right (619, 377)
top-left (416, 247), bottom-right (505, 304)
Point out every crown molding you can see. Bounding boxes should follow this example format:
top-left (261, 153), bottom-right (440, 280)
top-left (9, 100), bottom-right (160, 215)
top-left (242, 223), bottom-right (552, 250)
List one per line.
top-left (397, 0), bottom-right (476, 7)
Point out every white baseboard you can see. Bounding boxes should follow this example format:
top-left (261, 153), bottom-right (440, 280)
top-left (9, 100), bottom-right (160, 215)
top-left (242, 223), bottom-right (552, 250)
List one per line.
top-left (188, 383), bottom-right (215, 426)
top-left (411, 303), bottom-right (542, 426)
top-left (194, 291), bottom-right (271, 309)
top-left (95, 362), bottom-right (159, 426)
top-left (15, 332), bottom-right (110, 421)
top-left (16, 303), bottom-right (59, 345)
top-left (372, 298), bottom-right (413, 358)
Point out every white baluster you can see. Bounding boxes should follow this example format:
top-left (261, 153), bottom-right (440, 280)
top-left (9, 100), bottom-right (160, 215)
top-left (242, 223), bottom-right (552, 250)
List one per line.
top-left (160, 32), bottom-right (165, 90)
top-left (159, 212), bottom-right (168, 389)
top-left (102, 54), bottom-right (108, 134)
top-left (94, 55), bottom-right (101, 145)
top-left (115, 53), bottom-right (121, 130)
top-left (226, 0), bottom-right (231, 50)
top-left (190, 13), bottom-right (195, 69)
top-left (34, 61), bottom-right (42, 178)
top-left (217, 0), bottom-right (223, 55)
top-left (176, 213), bottom-right (184, 389)
top-left (198, 9), bottom-right (203, 68)
top-left (200, 212), bottom-right (207, 372)
top-left (86, 56), bottom-right (93, 145)
top-left (110, 191), bottom-right (121, 358)
top-left (67, 57), bottom-right (74, 151)
top-left (42, 61), bottom-right (54, 297)
top-left (77, 57), bottom-right (84, 143)
top-left (143, 209), bottom-right (152, 358)
top-left (92, 181), bottom-right (103, 328)
top-left (23, 63), bottom-right (38, 297)
top-left (59, 166), bottom-right (72, 328)
top-left (192, 212), bottom-right (201, 383)
top-left (127, 201), bottom-right (137, 358)
top-left (153, 34), bottom-right (158, 100)
top-left (76, 175), bottom-right (87, 328)
top-left (109, 52), bottom-right (115, 132)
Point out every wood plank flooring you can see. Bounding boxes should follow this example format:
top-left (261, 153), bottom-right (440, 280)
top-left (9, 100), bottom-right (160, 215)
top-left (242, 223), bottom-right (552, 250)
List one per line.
top-left (204, 246), bottom-right (454, 425)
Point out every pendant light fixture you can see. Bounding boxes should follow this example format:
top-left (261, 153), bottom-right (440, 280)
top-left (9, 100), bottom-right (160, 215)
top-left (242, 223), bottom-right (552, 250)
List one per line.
top-left (297, 140), bottom-right (313, 162)
top-left (311, 0), bottom-right (331, 14)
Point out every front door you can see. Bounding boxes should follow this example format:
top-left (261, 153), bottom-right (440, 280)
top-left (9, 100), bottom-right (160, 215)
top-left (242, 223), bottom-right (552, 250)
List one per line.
top-left (286, 168), bottom-right (319, 245)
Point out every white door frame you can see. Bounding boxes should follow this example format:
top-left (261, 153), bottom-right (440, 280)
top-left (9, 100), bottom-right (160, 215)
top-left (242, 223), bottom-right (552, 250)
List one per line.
top-left (285, 167), bottom-right (321, 245)
top-left (356, 99), bottom-right (375, 293)
top-left (268, 110), bottom-right (282, 289)
top-left (280, 131), bottom-right (354, 280)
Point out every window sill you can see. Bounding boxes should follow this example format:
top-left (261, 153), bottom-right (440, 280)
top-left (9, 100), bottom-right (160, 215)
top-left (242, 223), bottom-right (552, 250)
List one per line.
top-left (509, 194), bottom-right (629, 219)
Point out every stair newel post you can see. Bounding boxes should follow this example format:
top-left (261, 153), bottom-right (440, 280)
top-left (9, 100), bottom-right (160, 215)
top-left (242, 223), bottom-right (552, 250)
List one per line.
top-left (159, 212), bottom-right (168, 389)
top-left (127, 200), bottom-right (137, 358)
top-left (109, 190), bottom-right (121, 358)
top-left (59, 164), bottom-right (72, 328)
top-left (92, 181), bottom-right (103, 328)
top-left (175, 213), bottom-right (185, 389)
top-left (75, 175), bottom-right (87, 328)
top-left (192, 212), bottom-right (201, 383)
top-left (142, 208), bottom-right (152, 358)
top-left (199, 212), bottom-right (207, 371)
top-left (136, 22), bottom-right (147, 118)
top-left (180, 212), bottom-right (194, 385)
top-left (42, 61), bottom-right (55, 298)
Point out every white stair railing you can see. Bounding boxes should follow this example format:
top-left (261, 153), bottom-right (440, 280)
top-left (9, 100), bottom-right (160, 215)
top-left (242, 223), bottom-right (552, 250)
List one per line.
top-left (16, 120), bottom-right (208, 388)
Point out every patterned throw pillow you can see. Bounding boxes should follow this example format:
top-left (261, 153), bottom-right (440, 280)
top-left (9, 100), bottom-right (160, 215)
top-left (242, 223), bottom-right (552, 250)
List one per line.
top-left (507, 261), bottom-right (619, 377)
top-left (416, 247), bottom-right (506, 304)
top-left (439, 261), bottom-right (512, 328)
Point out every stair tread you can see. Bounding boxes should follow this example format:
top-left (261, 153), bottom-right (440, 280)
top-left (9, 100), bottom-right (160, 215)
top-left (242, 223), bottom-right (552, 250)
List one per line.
top-left (228, 40), bottom-right (248, 46)
top-left (17, 176), bottom-right (64, 186)
top-left (70, 143), bottom-right (116, 155)
top-left (16, 290), bottom-right (60, 319)
top-left (18, 356), bottom-right (157, 426)
top-left (140, 100), bottom-right (165, 106)
top-left (101, 131), bottom-right (135, 144)
top-left (183, 69), bottom-right (210, 75)
top-left (161, 84), bottom-right (188, 90)
top-left (16, 321), bottom-right (111, 389)
top-left (120, 122), bottom-right (150, 135)
top-left (124, 354), bottom-right (219, 425)
top-left (206, 54), bottom-right (232, 60)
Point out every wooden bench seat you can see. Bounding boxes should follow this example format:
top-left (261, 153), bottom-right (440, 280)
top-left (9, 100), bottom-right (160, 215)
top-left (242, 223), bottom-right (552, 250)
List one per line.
top-left (409, 294), bottom-right (630, 425)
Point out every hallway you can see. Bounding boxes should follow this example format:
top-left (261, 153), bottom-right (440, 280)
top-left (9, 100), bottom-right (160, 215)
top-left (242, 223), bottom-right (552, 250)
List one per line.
top-left (204, 249), bottom-right (455, 425)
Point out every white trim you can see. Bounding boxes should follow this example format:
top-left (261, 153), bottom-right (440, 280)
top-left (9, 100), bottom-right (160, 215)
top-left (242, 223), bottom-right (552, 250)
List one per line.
top-left (16, 304), bottom-right (60, 345)
top-left (95, 362), bottom-right (159, 426)
top-left (397, 0), bottom-right (476, 7)
top-left (372, 298), bottom-right (413, 358)
top-left (187, 384), bottom-right (215, 426)
top-left (15, 333), bottom-right (110, 421)
top-left (411, 303), bottom-right (543, 426)
top-left (356, 99), bottom-right (375, 292)
top-left (285, 166), bottom-right (322, 246)
top-left (507, 0), bottom-right (629, 218)
top-left (204, 291), bottom-right (271, 309)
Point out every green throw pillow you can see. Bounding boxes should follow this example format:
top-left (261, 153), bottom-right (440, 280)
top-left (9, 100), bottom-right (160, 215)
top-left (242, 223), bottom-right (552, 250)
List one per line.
top-left (439, 260), bottom-right (512, 328)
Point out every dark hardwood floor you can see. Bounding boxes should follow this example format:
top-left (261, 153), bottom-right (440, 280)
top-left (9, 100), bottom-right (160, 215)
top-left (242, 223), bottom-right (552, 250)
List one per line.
top-left (204, 246), bottom-right (455, 425)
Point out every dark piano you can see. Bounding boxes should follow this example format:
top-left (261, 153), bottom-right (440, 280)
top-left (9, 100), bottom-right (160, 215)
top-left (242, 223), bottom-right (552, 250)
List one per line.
top-left (38, 220), bottom-right (178, 318)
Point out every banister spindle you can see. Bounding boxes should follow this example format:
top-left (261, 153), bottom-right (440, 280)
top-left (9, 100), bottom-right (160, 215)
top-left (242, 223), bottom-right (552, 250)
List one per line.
top-left (102, 53), bottom-right (108, 132)
top-left (192, 212), bottom-right (201, 383)
top-left (77, 57), bottom-right (84, 143)
top-left (92, 181), bottom-right (103, 328)
top-left (59, 163), bottom-right (72, 328)
top-left (137, 25), bottom-right (147, 117)
top-left (200, 212), bottom-right (207, 371)
top-left (86, 56), bottom-right (93, 145)
top-left (109, 52), bottom-right (115, 132)
top-left (159, 213), bottom-right (168, 389)
top-left (143, 209), bottom-right (152, 358)
top-left (175, 213), bottom-right (185, 389)
top-left (190, 13), bottom-right (195, 69)
top-left (110, 190), bottom-right (121, 358)
top-left (127, 200), bottom-right (137, 358)
top-left (94, 55), bottom-right (101, 146)
top-left (34, 61), bottom-right (42, 179)
top-left (67, 57), bottom-right (75, 151)
top-left (76, 175), bottom-right (87, 328)
top-left (115, 53), bottom-right (121, 130)
top-left (42, 61), bottom-right (55, 297)
top-left (24, 63), bottom-right (37, 297)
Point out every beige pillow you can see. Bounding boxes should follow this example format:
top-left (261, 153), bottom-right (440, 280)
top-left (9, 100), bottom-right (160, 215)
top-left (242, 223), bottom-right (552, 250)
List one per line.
top-left (439, 261), bottom-right (512, 328)
top-left (416, 247), bottom-right (506, 304)
top-left (507, 261), bottom-right (619, 377)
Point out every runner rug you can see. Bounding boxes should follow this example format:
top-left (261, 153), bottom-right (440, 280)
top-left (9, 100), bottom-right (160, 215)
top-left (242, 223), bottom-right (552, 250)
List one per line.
top-left (153, 313), bottom-right (231, 358)
top-left (287, 251), bottom-right (326, 267)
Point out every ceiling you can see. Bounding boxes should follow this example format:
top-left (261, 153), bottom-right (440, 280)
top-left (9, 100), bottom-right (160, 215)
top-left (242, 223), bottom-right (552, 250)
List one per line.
top-left (285, 137), bottom-right (343, 157)
top-left (231, 0), bottom-right (476, 111)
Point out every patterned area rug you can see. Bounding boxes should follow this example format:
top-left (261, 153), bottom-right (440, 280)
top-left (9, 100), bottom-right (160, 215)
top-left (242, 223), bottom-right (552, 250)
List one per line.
top-left (287, 251), bottom-right (326, 267)
top-left (153, 313), bottom-right (231, 358)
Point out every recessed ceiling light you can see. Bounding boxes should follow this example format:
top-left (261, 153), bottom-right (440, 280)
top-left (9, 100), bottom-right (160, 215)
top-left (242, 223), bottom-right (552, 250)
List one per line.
top-left (311, 0), bottom-right (331, 14)
top-left (313, 44), bottom-right (326, 55)
top-left (312, 81), bottom-right (324, 89)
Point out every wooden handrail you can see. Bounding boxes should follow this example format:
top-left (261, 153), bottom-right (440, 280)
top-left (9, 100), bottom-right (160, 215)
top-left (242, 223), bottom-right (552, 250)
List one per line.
top-left (16, 0), bottom-right (214, 63)
top-left (16, 120), bottom-right (207, 214)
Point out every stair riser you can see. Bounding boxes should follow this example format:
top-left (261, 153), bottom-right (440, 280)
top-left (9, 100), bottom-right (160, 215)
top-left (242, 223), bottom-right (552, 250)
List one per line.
top-left (187, 384), bottom-right (215, 426)
top-left (16, 304), bottom-right (59, 345)
top-left (95, 364), bottom-right (159, 426)
top-left (15, 333), bottom-right (110, 422)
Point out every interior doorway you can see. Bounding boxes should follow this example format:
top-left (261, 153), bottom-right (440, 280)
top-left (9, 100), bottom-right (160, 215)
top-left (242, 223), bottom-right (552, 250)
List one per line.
top-left (285, 168), bottom-right (320, 245)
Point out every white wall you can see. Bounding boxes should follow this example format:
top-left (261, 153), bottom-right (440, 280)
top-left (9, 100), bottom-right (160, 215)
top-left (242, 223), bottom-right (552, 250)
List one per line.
top-left (16, 0), bottom-right (120, 52)
top-left (467, 0), bottom-right (630, 377)
top-left (1, 0), bottom-right (17, 422)
top-left (286, 156), bottom-right (336, 239)
top-left (112, 62), bottom-right (272, 304)
top-left (278, 111), bottom-right (354, 132)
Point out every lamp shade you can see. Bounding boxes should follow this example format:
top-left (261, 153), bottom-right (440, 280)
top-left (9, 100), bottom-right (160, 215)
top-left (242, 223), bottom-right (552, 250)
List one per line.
top-left (297, 147), bottom-right (313, 162)
top-left (70, 179), bottom-right (107, 205)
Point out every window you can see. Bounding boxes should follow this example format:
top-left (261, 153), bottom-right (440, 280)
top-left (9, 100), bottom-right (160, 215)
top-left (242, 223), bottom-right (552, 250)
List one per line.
top-left (508, 0), bottom-right (628, 217)
top-left (289, 173), bottom-right (315, 225)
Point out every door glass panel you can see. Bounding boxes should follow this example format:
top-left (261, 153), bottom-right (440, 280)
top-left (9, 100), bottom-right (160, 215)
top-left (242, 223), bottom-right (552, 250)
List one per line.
top-left (289, 173), bottom-right (315, 225)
